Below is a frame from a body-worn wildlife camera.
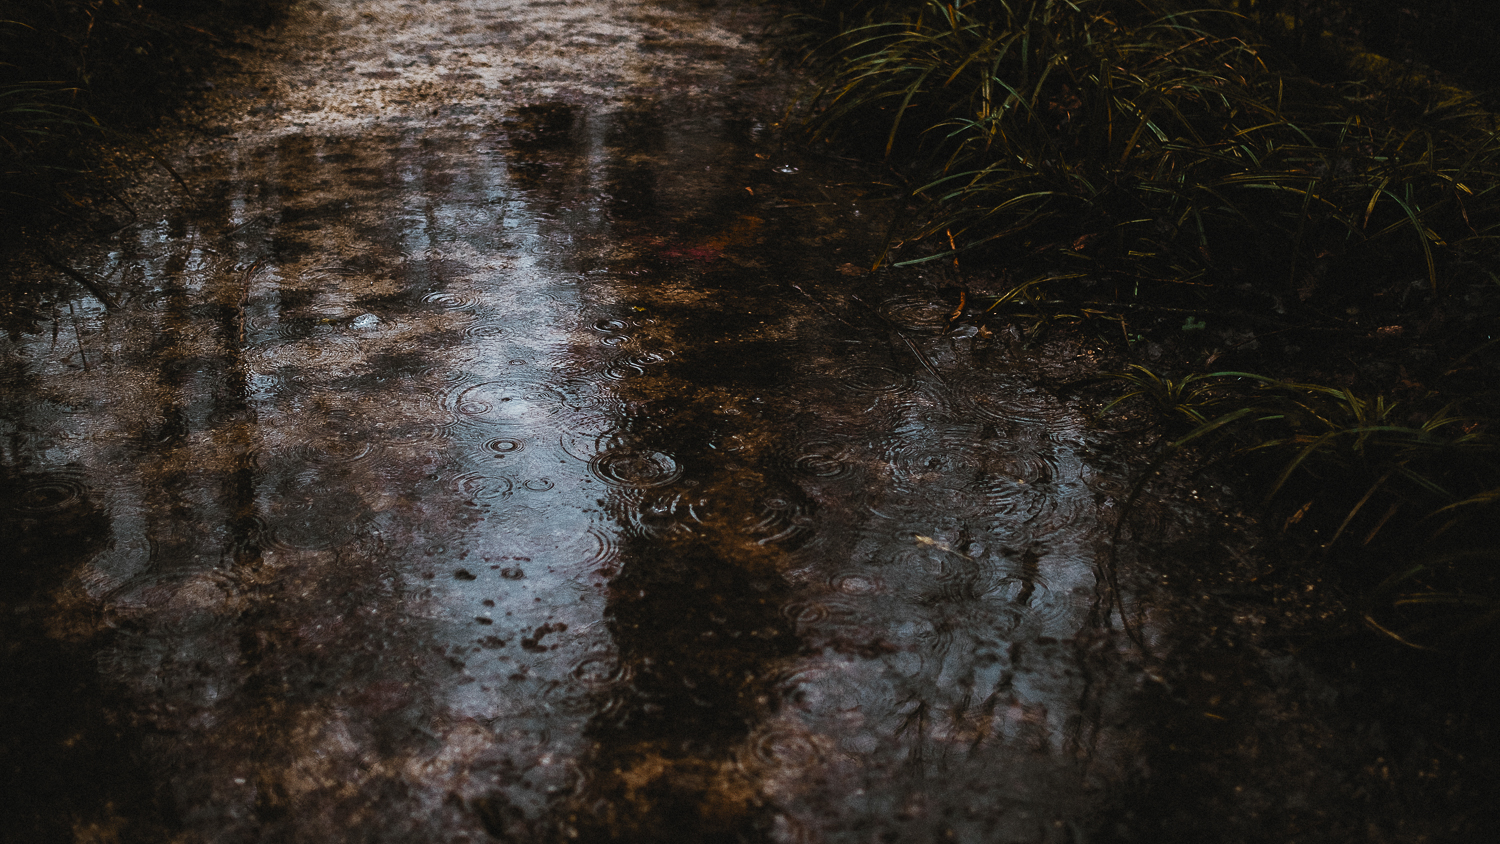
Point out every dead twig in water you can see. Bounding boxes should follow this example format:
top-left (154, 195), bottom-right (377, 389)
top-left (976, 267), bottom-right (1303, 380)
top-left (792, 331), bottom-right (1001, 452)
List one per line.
top-left (789, 283), bottom-right (858, 328)
top-left (239, 257), bottom-right (267, 293)
top-left (235, 258), bottom-right (268, 344)
top-left (136, 142), bottom-right (195, 196)
top-left (850, 293), bottom-right (946, 385)
top-left (898, 332), bottom-right (944, 385)
top-left (39, 252), bottom-right (121, 311)
top-left (67, 300), bottom-right (90, 372)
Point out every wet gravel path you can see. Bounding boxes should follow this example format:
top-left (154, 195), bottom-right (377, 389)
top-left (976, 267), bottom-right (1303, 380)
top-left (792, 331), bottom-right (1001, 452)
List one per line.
top-left (1, 1), bottom-right (1485, 842)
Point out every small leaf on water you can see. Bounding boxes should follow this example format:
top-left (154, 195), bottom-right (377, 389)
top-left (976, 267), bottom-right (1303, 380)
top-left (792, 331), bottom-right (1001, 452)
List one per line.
top-left (913, 535), bottom-right (974, 559)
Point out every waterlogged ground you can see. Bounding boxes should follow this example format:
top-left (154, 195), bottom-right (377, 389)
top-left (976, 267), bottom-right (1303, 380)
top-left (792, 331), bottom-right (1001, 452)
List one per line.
top-left (1, 1), bottom-right (1482, 842)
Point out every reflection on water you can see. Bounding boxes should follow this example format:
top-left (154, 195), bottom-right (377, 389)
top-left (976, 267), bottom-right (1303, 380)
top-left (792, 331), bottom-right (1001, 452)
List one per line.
top-left (0, 16), bottom-right (1173, 844)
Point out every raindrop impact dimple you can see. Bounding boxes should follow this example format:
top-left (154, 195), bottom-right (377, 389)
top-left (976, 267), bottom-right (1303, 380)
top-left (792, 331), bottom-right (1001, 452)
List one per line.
top-left (447, 380), bottom-right (553, 424)
top-left (295, 437), bottom-right (378, 465)
top-left (741, 726), bottom-right (826, 771)
top-left (790, 442), bottom-right (852, 479)
top-left (842, 364), bottom-right (914, 394)
top-left (622, 491), bottom-right (700, 538)
top-left (12, 472), bottom-right (90, 514)
top-left (589, 448), bottom-right (683, 488)
top-left (602, 360), bottom-right (646, 381)
top-left (879, 295), bottom-right (956, 331)
top-left (453, 472), bottom-right (515, 502)
top-left (570, 653), bottom-right (630, 686)
top-left (421, 290), bottom-right (480, 311)
top-left (465, 323), bottom-right (505, 340)
top-left (831, 572), bottom-right (883, 595)
top-left (484, 437), bottom-right (525, 456)
top-left (750, 494), bottom-right (815, 546)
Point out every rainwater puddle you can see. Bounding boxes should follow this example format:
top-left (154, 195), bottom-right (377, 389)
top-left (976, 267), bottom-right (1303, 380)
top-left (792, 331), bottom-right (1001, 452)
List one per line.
top-left (0, 1), bottom-right (1226, 842)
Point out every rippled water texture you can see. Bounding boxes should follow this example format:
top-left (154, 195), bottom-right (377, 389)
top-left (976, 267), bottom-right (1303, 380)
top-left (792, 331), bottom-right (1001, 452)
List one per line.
top-left (0, 1), bottom-right (1181, 841)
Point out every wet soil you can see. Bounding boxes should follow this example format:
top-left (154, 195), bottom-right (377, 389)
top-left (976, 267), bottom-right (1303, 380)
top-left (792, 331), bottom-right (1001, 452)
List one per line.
top-left (1, 0), bottom-right (1495, 842)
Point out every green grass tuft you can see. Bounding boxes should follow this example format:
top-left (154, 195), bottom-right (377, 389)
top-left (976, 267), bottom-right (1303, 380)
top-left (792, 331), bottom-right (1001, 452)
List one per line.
top-left (791, 0), bottom-right (1500, 650)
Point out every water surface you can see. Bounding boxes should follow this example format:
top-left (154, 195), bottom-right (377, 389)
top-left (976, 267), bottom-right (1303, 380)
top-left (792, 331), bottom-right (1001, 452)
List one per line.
top-left (0, 1), bottom-right (1232, 841)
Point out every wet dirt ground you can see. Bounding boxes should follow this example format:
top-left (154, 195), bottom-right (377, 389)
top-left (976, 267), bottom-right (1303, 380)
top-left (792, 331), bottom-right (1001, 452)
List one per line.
top-left (1, 0), bottom-right (1493, 842)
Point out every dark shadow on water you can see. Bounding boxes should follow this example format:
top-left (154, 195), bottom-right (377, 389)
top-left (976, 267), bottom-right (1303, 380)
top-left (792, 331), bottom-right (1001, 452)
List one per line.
top-left (564, 538), bottom-right (799, 843)
top-left (0, 467), bottom-right (174, 843)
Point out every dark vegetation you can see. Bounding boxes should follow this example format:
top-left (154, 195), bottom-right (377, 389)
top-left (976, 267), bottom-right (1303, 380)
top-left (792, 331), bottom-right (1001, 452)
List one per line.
top-left (0, 0), bottom-right (282, 251)
top-left (786, 0), bottom-right (1500, 657)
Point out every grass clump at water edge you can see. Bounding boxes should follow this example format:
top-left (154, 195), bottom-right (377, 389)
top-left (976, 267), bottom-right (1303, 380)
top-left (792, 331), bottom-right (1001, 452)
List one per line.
top-left (0, 0), bottom-right (283, 249)
top-left (789, 0), bottom-right (1500, 651)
